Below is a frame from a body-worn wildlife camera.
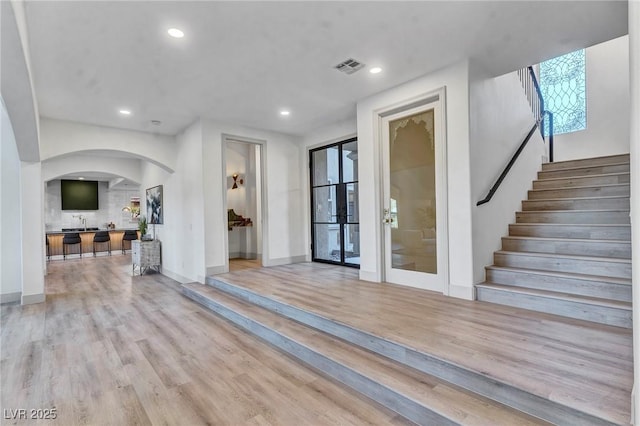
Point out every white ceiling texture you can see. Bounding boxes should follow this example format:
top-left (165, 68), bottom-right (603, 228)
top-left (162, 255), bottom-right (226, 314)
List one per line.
top-left (25, 1), bottom-right (628, 138)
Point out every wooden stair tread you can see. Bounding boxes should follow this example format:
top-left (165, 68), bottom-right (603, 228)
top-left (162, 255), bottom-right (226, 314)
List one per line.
top-left (182, 283), bottom-right (546, 425)
top-left (542, 154), bottom-right (629, 168)
top-left (540, 161), bottom-right (630, 171)
top-left (530, 183), bottom-right (629, 191)
top-left (477, 283), bottom-right (632, 310)
top-left (502, 235), bottom-right (631, 244)
top-left (517, 209), bottom-right (630, 213)
top-left (523, 195), bottom-right (629, 202)
top-left (535, 172), bottom-right (629, 182)
top-left (538, 162), bottom-right (630, 176)
top-left (485, 265), bottom-right (632, 285)
top-left (495, 250), bottom-right (632, 264)
top-left (511, 223), bottom-right (631, 228)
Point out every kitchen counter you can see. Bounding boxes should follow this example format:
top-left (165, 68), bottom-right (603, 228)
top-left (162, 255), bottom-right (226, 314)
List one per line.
top-left (46, 228), bottom-right (137, 235)
top-left (46, 229), bottom-right (139, 258)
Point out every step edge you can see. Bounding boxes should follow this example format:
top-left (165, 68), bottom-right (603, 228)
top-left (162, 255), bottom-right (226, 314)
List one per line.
top-left (534, 172), bottom-right (630, 183)
top-left (517, 209), bottom-right (630, 214)
top-left (502, 236), bottom-right (631, 244)
top-left (182, 284), bottom-right (457, 426)
top-left (485, 265), bottom-right (633, 285)
top-left (539, 161), bottom-right (630, 173)
top-left (476, 283), bottom-right (632, 310)
top-left (197, 278), bottom-right (616, 426)
top-left (523, 195), bottom-right (630, 202)
top-left (542, 154), bottom-right (630, 167)
top-left (495, 250), bottom-right (632, 263)
top-left (510, 223), bottom-right (631, 228)
top-left (529, 183), bottom-right (630, 192)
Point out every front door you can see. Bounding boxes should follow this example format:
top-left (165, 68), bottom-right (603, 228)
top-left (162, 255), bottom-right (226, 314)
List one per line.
top-left (381, 97), bottom-right (448, 292)
top-left (310, 138), bottom-right (360, 267)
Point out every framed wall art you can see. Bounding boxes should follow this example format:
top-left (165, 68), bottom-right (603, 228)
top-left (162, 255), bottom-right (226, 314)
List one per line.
top-left (146, 185), bottom-right (163, 224)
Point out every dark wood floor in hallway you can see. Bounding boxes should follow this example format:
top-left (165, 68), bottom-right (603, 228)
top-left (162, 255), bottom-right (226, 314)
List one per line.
top-left (0, 256), bottom-right (408, 425)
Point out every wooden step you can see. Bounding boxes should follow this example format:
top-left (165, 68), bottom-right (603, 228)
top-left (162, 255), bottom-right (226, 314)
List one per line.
top-left (532, 173), bottom-right (630, 190)
top-left (527, 184), bottom-right (630, 200)
top-left (183, 278), bottom-right (618, 425)
top-left (522, 196), bottom-right (629, 211)
top-left (501, 236), bottom-right (631, 258)
top-left (537, 162), bottom-right (629, 180)
top-left (515, 210), bottom-right (630, 224)
top-left (509, 223), bottom-right (631, 240)
top-left (494, 251), bottom-right (632, 279)
top-left (182, 283), bottom-right (548, 426)
top-left (541, 154), bottom-right (630, 171)
top-left (485, 265), bottom-right (632, 302)
top-left (476, 283), bottom-right (631, 328)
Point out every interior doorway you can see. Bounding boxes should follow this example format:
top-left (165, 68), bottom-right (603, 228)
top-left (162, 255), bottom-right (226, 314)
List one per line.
top-left (310, 138), bottom-right (360, 267)
top-left (224, 138), bottom-right (264, 270)
top-left (380, 92), bottom-right (448, 293)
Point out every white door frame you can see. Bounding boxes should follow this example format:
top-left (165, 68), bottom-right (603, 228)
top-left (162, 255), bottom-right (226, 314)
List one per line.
top-left (376, 87), bottom-right (449, 294)
top-left (221, 134), bottom-right (268, 272)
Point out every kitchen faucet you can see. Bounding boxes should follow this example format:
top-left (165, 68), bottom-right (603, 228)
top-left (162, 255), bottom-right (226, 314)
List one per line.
top-left (73, 214), bottom-right (87, 231)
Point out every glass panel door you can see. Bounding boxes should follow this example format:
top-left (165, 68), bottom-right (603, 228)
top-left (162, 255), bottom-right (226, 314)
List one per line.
top-left (310, 138), bottom-right (360, 267)
top-left (381, 97), bottom-right (448, 292)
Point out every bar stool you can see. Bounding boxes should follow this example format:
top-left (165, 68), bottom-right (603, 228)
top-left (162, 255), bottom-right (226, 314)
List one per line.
top-left (122, 230), bottom-right (138, 254)
top-left (93, 231), bottom-right (111, 256)
top-left (62, 232), bottom-right (82, 260)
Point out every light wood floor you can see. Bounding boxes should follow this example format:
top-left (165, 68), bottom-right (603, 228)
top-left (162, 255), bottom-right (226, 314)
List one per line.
top-left (0, 256), bottom-right (409, 425)
top-left (229, 258), bottom-right (262, 272)
top-left (214, 262), bottom-right (634, 425)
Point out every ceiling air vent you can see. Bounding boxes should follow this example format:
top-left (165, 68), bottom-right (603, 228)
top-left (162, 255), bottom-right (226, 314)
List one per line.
top-left (334, 58), bottom-right (365, 75)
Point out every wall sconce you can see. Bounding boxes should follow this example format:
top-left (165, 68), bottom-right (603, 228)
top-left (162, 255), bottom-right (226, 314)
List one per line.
top-left (231, 173), bottom-right (244, 189)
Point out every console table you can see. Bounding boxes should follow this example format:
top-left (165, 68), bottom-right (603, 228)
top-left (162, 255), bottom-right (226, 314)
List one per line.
top-left (132, 240), bottom-right (161, 275)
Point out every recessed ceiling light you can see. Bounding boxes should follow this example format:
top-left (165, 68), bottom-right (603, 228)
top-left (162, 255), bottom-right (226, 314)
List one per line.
top-left (280, 110), bottom-right (290, 116)
top-left (119, 109), bottom-right (131, 115)
top-left (78, 177), bottom-right (85, 180)
top-left (168, 28), bottom-right (184, 38)
top-left (370, 67), bottom-right (382, 74)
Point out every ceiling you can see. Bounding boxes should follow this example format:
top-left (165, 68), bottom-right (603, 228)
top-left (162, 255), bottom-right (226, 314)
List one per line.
top-left (24, 1), bottom-right (628, 139)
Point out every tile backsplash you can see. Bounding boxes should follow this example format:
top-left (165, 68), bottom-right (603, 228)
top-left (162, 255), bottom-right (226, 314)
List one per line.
top-left (45, 180), bottom-right (141, 232)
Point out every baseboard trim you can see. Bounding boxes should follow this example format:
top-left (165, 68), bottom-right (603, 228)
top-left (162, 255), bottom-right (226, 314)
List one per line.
top-left (22, 293), bottom-right (45, 305)
top-left (1, 292), bottom-right (21, 304)
top-left (229, 252), bottom-right (259, 260)
top-left (206, 265), bottom-right (228, 276)
top-left (262, 255), bottom-right (307, 267)
top-left (162, 268), bottom-right (197, 284)
top-left (359, 270), bottom-right (380, 282)
top-left (449, 283), bottom-right (474, 300)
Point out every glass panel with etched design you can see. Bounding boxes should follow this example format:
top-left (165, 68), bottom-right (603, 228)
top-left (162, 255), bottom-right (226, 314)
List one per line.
top-left (388, 109), bottom-right (437, 274)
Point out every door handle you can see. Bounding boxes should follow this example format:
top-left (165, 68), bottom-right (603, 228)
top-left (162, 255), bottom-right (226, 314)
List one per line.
top-left (383, 209), bottom-right (394, 224)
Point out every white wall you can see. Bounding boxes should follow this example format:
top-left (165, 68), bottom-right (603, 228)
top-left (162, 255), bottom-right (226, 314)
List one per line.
top-left (356, 60), bottom-right (475, 299)
top-left (300, 118), bottom-right (358, 261)
top-left (20, 161), bottom-right (45, 304)
top-left (39, 118), bottom-right (177, 172)
top-left (44, 180), bottom-right (140, 231)
top-left (202, 119), bottom-right (305, 274)
top-left (42, 154), bottom-right (142, 186)
top-left (469, 67), bottom-right (546, 283)
top-left (553, 35), bottom-right (630, 161)
top-left (139, 120), bottom-right (205, 283)
top-left (1, 98), bottom-right (23, 303)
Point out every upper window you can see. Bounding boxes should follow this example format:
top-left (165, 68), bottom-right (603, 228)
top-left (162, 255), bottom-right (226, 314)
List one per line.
top-left (540, 49), bottom-right (586, 135)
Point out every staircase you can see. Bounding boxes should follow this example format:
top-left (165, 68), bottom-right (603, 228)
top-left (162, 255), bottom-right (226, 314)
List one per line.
top-left (476, 153), bottom-right (632, 328)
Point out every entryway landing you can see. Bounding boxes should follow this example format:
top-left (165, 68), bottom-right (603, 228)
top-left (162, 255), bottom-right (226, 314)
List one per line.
top-left (183, 262), bottom-right (632, 425)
